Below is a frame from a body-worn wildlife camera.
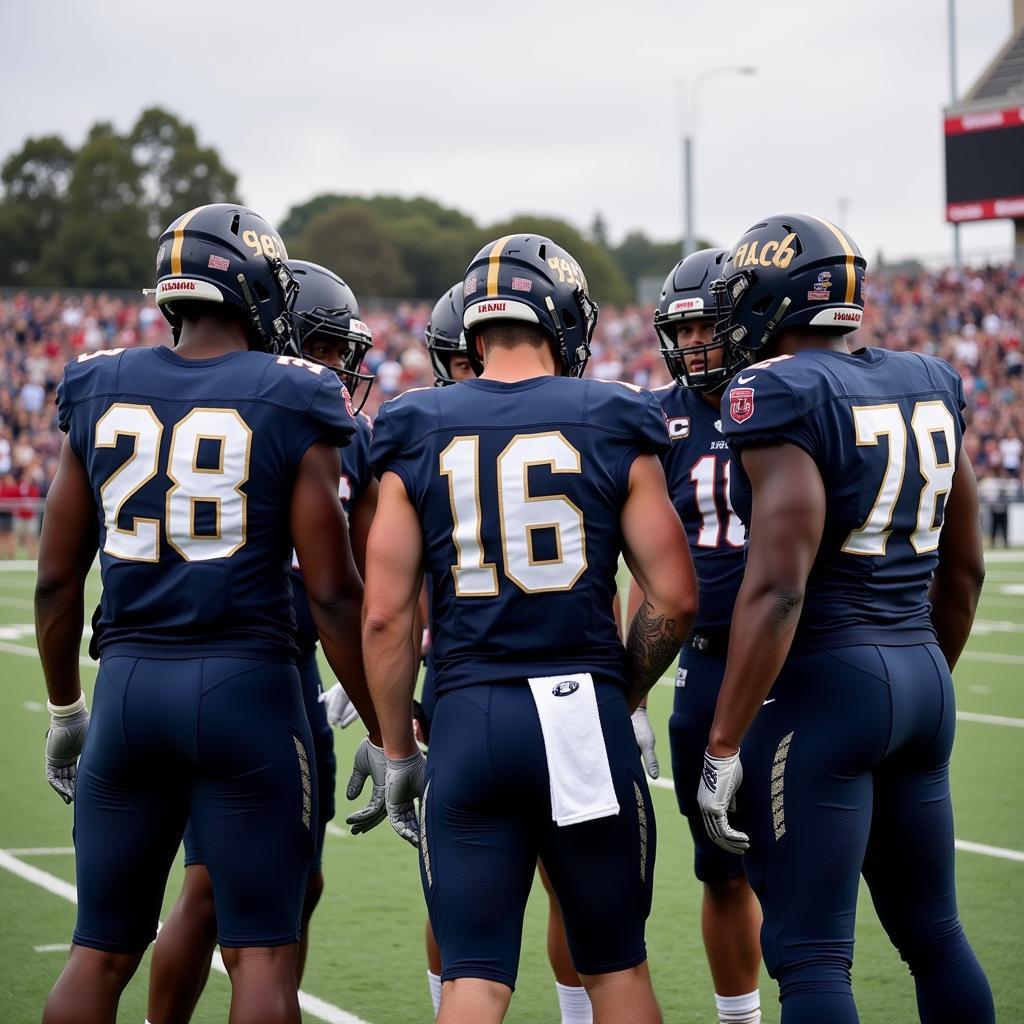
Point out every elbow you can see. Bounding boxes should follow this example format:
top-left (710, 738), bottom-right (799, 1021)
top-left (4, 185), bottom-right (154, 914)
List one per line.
top-left (767, 583), bottom-right (805, 630)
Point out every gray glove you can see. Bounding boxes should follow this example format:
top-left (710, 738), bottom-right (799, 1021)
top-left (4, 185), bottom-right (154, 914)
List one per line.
top-left (45, 696), bottom-right (90, 804)
top-left (631, 707), bottom-right (660, 779)
top-left (345, 737), bottom-right (388, 834)
top-left (320, 682), bottom-right (360, 728)
top-left (385, 749), bottom-right (427, 847)
top-left (697, 749), bottom-right (749, 854)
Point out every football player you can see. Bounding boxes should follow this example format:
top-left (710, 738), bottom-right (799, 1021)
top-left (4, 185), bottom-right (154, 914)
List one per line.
top-left (626, 249), bottom-right (763, 1024)
top-left (362, 235), bottom-right (698, 1024)
top-left (146, 260), bottom-right (381, 1023)
top-left (37, 205), bottom-right (379, 1024)
top-left (698, 215), bottom-right (995, 1023)
top-left (420, 282), bottom-right (596, 1024)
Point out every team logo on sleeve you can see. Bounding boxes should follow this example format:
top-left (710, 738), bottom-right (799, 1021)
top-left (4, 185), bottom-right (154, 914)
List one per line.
top-left (341, 383), bottom-right (354, 418)
top-left (551, 680), bottom-right (580, 697)
top-left (729, 387), bottom-right (755, 424)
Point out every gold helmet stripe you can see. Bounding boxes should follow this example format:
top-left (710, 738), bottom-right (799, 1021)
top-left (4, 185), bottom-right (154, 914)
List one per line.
top-left (486, 235), bottom-right (515, 297)
top-left (170, 206), bottom-right (207, 275)
top-left (809, 215), bottom-right (856, 304)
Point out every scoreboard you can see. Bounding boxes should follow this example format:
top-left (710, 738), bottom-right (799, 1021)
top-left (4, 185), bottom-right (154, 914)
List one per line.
top-left (945, 105), bottom-right (1024, 223)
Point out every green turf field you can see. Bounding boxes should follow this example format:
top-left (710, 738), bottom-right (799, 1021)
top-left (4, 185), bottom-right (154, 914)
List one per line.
top-left (1, 555), bottom-right (1022, 1023)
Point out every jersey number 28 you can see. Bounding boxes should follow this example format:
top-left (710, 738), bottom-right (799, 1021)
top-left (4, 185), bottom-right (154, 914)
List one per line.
top-left (96, 404), bottom-right (252, 563)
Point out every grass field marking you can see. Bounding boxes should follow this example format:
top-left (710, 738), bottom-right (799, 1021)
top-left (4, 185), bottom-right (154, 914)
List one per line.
top-left (33, 944), bottom-right (71, 953)
top-left (0, 595), bottom-right (34, 609)
top-left (0, 560), bottom-right (38, 572)
top-left (954, 840), bottom-right (1024, 864)
top-left (645, 780), bottom-right (1024, 866)
top-left (961, 650), bottom-right (1024, 665)
top-left (956, 711), bottom-right (1024, 728)
top-left (982, 551), bottom-right (1024, 564)
top-left (0, 639), bottom-right (96, 670)
top-left (999, 585), bottom-right (1024, 596)
top-left (971, 619), bottom-right (1024, 634)
top-left (0, 849), bottom-right (375, 1024)
top-left (6, 847), bottom-right (76, 856)
top-left (325, 824), bottom-right (350, 838)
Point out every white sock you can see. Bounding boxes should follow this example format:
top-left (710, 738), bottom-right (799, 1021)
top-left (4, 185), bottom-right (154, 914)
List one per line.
top-left (555, 981), bottom-right (593, 1024)
top-left (716, 989), bottom-right (761, 1024)
top-left (427, 970), bottom-right (442, 1018)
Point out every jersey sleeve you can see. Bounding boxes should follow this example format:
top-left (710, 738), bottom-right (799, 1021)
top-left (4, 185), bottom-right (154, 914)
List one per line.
top-left (921, 354), bottom-right (968, 434)
top-left (720, 370), bottom-right (820, 458)
top-left (290, 371), bottom-right (358, 464)
top-left (368, 402), bottom-right (421, 500)
top-left (55, 362), bottom-right (75, 434)
top-left (341, 415), bottom-right (374, 507)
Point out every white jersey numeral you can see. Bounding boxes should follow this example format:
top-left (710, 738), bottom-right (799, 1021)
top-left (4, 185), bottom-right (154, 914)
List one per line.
top-left (690, 454), bottom-right (744, 549)
top-left (844, 401), bottom-right (957, 557)
top-left (95, 403), bottom-right (252, 563)
top-left (441, 432), bottom-right (587, 596)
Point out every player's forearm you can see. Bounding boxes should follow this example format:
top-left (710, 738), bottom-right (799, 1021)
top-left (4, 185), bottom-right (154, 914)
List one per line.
top-left (363, 611), bottom-right (419, 759)
top-left (624, 597), bottom-right (689, 712)
top-left (34, 576), bottom-right (85, 706)
top-left (311, 590), bottom-right (382, 744)
top-left (708, 581), bottom-right (803, 755)
top-left (929, 565), bottom-right (984, 670)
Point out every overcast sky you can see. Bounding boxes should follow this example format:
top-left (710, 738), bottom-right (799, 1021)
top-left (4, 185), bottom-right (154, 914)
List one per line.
top-left (0, 0), bottom-right (1016, 267)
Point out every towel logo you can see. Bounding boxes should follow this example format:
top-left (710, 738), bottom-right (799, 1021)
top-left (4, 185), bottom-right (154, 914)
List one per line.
top-left (551, 680), bottom-right (579, 697)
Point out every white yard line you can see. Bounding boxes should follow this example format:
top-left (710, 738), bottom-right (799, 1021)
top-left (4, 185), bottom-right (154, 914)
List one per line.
top-left (960, 650), bottom-right (1024, 665)
top-left (33, 944), bottom-right (71, 953)
top-left (645, 781), bottom-right (1024, 864)
top-left (6, 847), bottom-right (76, 856)
top-left (956, 711), bottom-right (1024, 728)
top-left (0, 849), bottom-right (373, 1024)
top-left (0, 640), bottom-right (95, 669)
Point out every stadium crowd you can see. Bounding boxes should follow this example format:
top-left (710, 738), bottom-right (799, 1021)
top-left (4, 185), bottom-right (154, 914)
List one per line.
top-left (1, 262), bottom-right (1022, 552)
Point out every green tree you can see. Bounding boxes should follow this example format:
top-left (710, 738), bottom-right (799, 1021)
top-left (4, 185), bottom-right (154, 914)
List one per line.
top-left (292, 203), bottom-right (412, 298)
top-left (35, 123), bottom-right (151, 288)
top-left (483, 215), bottom-right (632, 305)
top-left (0, 135), bottom-right (74, 282)
top-left (130, 107), bottom-right (239, 237)
top-left (611, 231), bottom-right (717, 292)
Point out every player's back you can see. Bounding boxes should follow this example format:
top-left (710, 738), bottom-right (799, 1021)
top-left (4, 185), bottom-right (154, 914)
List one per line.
top-left (371, 375), bottom-right (669, 693)
top-left (724, 346), bottom-right (965, 650)
top-left (58, 345), bottom-right (353, 657)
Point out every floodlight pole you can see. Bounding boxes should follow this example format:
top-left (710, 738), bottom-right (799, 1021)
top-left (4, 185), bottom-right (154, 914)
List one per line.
top-left (681, 66), bottom-right (758, 259)
top-left (949, 0), bottom-right (962, 270)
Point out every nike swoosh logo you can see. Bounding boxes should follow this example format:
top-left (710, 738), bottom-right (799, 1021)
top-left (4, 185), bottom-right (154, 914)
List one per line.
top-left (737, 374), bottom-right (757, 384)
top-left (762, 698), bottom-right (776, 705)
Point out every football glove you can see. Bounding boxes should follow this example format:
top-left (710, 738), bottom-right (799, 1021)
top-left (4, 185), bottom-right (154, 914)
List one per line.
top-left (344, 737), bottom-right (388, 834)
top-left (697, 749), bottom-right (750, 854)
top-left (385, 749), bottom-right (427, 847)
top-left (44, 695), bottom-right (90, 805)
top-left (631, 707), bottom-right (659, 779)
top-left (319, 682), bottom-right (359, 728)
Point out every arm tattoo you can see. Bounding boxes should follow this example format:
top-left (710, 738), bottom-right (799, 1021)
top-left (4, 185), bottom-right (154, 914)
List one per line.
top-left (626, 599), bottom-right (683, 696)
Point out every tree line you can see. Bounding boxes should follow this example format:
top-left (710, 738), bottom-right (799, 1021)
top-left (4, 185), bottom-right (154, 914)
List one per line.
top-left (0, 109), bottom-right (709, 303)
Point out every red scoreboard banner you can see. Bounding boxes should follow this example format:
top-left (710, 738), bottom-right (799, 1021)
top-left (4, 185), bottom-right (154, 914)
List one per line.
top-left (945, 104), bottom-right (1024, 223)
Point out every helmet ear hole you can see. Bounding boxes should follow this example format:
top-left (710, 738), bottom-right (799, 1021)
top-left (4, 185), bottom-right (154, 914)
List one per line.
top-left (562, 309), bottom-right (578, 329)
top-left (752, 296), bottom-right (774, 314)
top-left (252, 280), bottom-right (270, 301)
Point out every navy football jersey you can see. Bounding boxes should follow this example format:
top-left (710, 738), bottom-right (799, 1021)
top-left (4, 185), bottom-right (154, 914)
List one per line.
top-left (57, 346), bottom-right (356, 658)
top-left (722, 347), bottom-right (966, 651)
top-left (292, 411), bottom-right (374, 653)
top-left (371, 377), bottom-right (670, 695)
top-left (653, 385), bottom-right (744, 631)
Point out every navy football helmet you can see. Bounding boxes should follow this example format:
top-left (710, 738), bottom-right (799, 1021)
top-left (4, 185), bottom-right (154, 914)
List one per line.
top-left (461, 234), bottom-right (598, 377)
top-left (712, 213), bottom-right (866, 359)
top-left (425, 283), bottom-right (469, 385)
top-left (153, 203), bottom-right (299, 354)
top-left (654, 248), bottom-right (743, 392)
top-left (287, 260), bottom-right (375, 413)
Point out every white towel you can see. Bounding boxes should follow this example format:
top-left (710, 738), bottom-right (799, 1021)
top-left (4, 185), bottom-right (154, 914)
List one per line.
top-left (527, 673), bottom-right (620, 826)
